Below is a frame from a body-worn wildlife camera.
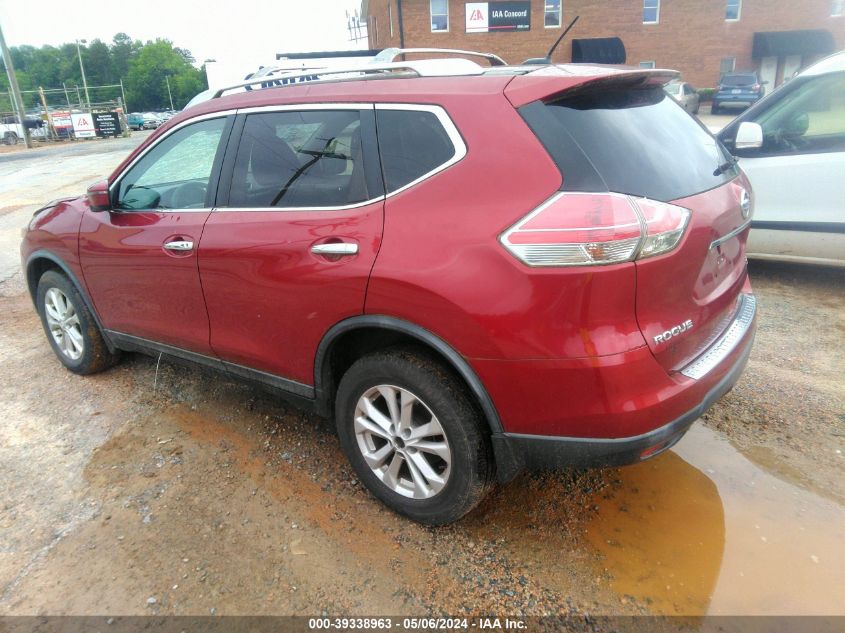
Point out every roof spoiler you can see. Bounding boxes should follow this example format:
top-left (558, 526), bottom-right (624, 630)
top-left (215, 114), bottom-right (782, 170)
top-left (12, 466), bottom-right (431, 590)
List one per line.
top-left (505, 67), bottom-right (681, 108)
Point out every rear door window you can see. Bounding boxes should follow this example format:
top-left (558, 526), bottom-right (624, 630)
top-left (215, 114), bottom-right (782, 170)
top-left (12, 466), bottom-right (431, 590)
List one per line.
top-left (519, 85), bottom-right (737, 202)
top-left (375, 107), bottom-right (460, 193)
top-left (227, 109), bottom-right (377, 208)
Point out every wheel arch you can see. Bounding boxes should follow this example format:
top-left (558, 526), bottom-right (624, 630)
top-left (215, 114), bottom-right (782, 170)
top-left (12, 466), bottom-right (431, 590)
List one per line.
top-left (26, 250), bottom-right (116, 353)
top-left (314, 316), bottom-right (504, 437)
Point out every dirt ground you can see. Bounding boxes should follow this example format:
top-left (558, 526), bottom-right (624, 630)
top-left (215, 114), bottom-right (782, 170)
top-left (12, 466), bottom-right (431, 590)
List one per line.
top-left (0, 139), bottom-right (843, 619)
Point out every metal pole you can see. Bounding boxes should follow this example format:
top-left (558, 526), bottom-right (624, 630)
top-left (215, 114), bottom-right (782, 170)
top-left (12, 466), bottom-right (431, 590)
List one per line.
top-left (62, 81), bottom-right (71, 106)
top-left (38, 86), bottom-right (56, 140)
top-left (119, 78), bottom-right (128, 112)
top-left (76, 39), bottom-right (91, 109)
top-left (75, 85), bottom-right (82, 109)
top-left (165, 75), bottom-right (174, 110)
top-left (0, 21), bottom-right (33, 148)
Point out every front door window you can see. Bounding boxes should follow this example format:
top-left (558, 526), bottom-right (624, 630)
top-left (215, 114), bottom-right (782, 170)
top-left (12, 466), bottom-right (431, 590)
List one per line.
top-left (116, 118), bottom-right (227, 210)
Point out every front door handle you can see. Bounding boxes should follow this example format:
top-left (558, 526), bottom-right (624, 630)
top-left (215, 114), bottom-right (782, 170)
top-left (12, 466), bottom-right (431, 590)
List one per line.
top-left (311, 243), bottom-right (358, 256)
top-left (163, 240), bottom-right (194, 252)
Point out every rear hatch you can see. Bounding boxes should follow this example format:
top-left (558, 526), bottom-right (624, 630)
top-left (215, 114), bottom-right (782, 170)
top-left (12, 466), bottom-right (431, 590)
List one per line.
top-left (514, 72), bottom-right (751, 373)
top-left (717, 74), bottom-right (761, 98)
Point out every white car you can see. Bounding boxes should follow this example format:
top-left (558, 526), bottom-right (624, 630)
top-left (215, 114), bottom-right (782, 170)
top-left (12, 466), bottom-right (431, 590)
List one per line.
top-left (718, 51), bottom-right (845, 266)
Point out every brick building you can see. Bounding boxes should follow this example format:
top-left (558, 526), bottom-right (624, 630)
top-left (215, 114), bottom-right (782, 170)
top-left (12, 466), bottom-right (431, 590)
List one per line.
top-left (361, 0), bottom-right (845, 89)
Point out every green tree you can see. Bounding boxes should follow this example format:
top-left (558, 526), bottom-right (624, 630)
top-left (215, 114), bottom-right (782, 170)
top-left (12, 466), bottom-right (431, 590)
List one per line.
top-left (2, 34), bottom-right (205, 113)
top-left (111, 33), bottom-right (141, 82)
top-left (125, 39), bottom-right (205, 111)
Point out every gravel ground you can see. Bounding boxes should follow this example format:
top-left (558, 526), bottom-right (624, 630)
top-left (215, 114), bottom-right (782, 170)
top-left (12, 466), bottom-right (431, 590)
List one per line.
top-left (0, 139), bottom-right (842, 619)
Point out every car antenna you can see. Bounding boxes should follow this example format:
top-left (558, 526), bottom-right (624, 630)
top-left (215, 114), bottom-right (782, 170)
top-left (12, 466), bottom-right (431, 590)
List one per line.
top-left (524, 15), bottom-right (580, 65)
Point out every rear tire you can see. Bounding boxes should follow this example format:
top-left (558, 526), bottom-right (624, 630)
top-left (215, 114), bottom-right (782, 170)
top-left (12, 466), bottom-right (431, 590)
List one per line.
top-left (4, 132), bottom-right (18, 145)
top-left (36, 270), bottom-right (120, 375)
top-left (335, 348), bottom-right (494, 525)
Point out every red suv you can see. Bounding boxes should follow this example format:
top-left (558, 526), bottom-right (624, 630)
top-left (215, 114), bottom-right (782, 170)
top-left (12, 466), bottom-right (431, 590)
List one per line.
top-left (21, 56), bottom-right (757, 525)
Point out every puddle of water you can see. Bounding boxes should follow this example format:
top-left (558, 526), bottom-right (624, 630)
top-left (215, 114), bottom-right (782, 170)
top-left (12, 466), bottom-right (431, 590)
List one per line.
top-left (584, 423), bottom-right (845, 615)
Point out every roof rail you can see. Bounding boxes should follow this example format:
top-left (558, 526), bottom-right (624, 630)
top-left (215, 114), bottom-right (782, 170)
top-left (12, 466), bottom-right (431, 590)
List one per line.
top-left (210, 58), bottom-right (486, 100)
top-left (211, 62), bottom-right (417, 99)
top-left (374, 47), bottom-right (507, 67)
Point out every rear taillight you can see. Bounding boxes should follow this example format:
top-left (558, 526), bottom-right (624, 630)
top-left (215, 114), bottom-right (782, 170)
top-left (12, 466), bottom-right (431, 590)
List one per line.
top-left (499, 192), bottom-right (690, 267)
top-left (752, 83), bottom-right (761, 92)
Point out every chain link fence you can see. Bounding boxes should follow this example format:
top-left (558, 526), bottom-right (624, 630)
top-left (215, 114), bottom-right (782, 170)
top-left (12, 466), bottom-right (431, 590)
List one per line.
top-left (1, 84), bottom-right (131, 146)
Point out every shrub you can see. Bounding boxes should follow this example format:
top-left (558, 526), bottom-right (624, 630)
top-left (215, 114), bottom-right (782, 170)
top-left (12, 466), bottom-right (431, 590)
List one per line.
top-left (697, 88), bottom-right (716, 102)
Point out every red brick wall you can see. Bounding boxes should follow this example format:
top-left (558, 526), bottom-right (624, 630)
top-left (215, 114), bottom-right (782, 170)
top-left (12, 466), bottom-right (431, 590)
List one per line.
top-left (365, 0), bottom-right (845, 88)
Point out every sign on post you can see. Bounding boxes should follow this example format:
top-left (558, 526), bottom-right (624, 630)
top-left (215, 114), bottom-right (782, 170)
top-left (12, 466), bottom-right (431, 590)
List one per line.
top-left (466, 1), bottom-right (531, 33)
top-left (94, 112), bottom-right (120, 137)
top-left (71, 113), bottom-right (96, 138)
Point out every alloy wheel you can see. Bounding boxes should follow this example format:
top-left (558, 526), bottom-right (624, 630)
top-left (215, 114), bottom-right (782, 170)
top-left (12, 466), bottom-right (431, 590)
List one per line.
top-left (353, 385), bottom-right (452, 499)
top-left (44, 287), bottom-right (84, 360)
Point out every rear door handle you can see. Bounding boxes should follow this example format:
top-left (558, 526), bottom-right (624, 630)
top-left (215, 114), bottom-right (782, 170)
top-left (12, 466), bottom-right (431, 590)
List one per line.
top-left (163, 240), bottom-right (194, 252)
top-left (311, 243), bottom-right (358, 256)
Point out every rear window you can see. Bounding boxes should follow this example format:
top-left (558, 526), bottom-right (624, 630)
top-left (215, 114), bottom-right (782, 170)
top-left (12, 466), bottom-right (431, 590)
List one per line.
top-left (721, 74), bottom-right (756, 86)
top-left (376, 109), bottom-right (456, 193)
top-left (519, 85), bottom-right (737, 202)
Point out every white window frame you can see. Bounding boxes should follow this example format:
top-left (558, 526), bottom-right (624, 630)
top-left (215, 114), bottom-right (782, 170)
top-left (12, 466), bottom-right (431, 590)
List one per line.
top-left (388, 3), bottom-right (394, 37)
top-left (544, 0), bottom-right (562, 28)
top-left (720, 57), bottom-right (736, 78)
top-left (726, 0), bottom-right (742, 21)
top-left (430, 0), bottom-right (449, 33)
top-left (639, 61), bottom-right (656, 69)
top-left (643, 0), bottom-right (660, 24)
top-left (832, 0), bottom-right (845, 16)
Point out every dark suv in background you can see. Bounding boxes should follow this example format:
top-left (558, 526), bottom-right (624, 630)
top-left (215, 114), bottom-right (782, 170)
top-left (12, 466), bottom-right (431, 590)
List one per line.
top-left (712, 71), bottom-right (767, 114)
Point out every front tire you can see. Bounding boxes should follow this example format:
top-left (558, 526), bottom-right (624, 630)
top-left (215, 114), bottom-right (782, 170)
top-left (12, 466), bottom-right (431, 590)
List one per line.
top-left (335, 349), bottom-right (494, 525)
top-left (36, 270), bottom-right (120, 375)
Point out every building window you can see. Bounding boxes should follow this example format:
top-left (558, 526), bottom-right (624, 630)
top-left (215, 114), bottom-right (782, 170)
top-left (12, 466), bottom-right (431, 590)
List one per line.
top-left (545, 0), bottom-right (562, 28)
top-left (719, 57), bottom-right (736, 79)
top-left (726, 0), bottom-right (742, 20)
top-left (639, 61), bottom-right (656, 69)
top-left (833, 0), bottom-right (845, 16)
top-left (431, 0), bottom-right (449, 32)
top-left (643, 0), bottom-right (660, 24)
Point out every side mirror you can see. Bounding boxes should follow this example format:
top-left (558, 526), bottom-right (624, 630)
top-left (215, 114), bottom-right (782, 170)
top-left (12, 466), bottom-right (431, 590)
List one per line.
top-left (735, 121), bottom-right (763, 150)
top-left (86, 180), bottom-right (111, 212)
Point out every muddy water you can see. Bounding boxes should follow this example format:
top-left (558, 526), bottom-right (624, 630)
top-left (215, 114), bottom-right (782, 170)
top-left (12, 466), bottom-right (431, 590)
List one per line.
top-left (584, 423), bottom-right (845, 615)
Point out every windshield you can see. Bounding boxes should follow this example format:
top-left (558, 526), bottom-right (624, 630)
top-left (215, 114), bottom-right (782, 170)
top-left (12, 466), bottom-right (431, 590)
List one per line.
top-left (520, 86), bottom-right (737, 202)
top-left (721, 74), bottom-right (756, 86)
top-left (664, 83), bottom-right (681, 95)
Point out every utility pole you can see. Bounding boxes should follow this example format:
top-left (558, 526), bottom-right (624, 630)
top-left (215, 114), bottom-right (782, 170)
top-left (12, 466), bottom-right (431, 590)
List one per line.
top-left (76, 39), bottom-right (91, 109)
top-left (0, 21), bottom-right (33, 148)
top-left (119, 78), bottom-right (128, 112)
top-left (165, 75), bottom-right (174, 110)
top-left (38, 87), bottom-right (56, 140)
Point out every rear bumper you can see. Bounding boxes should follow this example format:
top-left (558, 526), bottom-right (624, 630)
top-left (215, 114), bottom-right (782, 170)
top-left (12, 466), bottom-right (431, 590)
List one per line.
top-left (487, 293), bottom-right (757, 482)
top-left (713, 97), bottom-right (760, 107)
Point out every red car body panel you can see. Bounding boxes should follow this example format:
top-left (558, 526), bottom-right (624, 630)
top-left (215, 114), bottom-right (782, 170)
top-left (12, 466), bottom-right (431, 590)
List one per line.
top-left (21, 66), bottom-right (757, 476)
top-left (364, 91), bottom-right (647, 361)
top-left (198, 202), bottom-right (384, 385)
top-left (78, 210), bottom-right (213, 354)
top-left (25, 198), bottom-right (86, 275)
top-left (635, 176), bottom-right (753, 372)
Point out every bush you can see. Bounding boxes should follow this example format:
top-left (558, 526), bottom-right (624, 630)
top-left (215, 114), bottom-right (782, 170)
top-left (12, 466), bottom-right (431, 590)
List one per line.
top-left (697, 88), bottom-right (716, 102)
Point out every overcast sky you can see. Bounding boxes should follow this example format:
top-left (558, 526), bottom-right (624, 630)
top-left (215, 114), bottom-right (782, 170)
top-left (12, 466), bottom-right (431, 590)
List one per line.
top-left (0, 0), bottom-right (367, 70)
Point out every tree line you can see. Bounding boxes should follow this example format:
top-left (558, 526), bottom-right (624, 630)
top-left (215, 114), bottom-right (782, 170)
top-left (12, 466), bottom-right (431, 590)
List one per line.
top-left (0, 33), bottom-right (207, 113)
